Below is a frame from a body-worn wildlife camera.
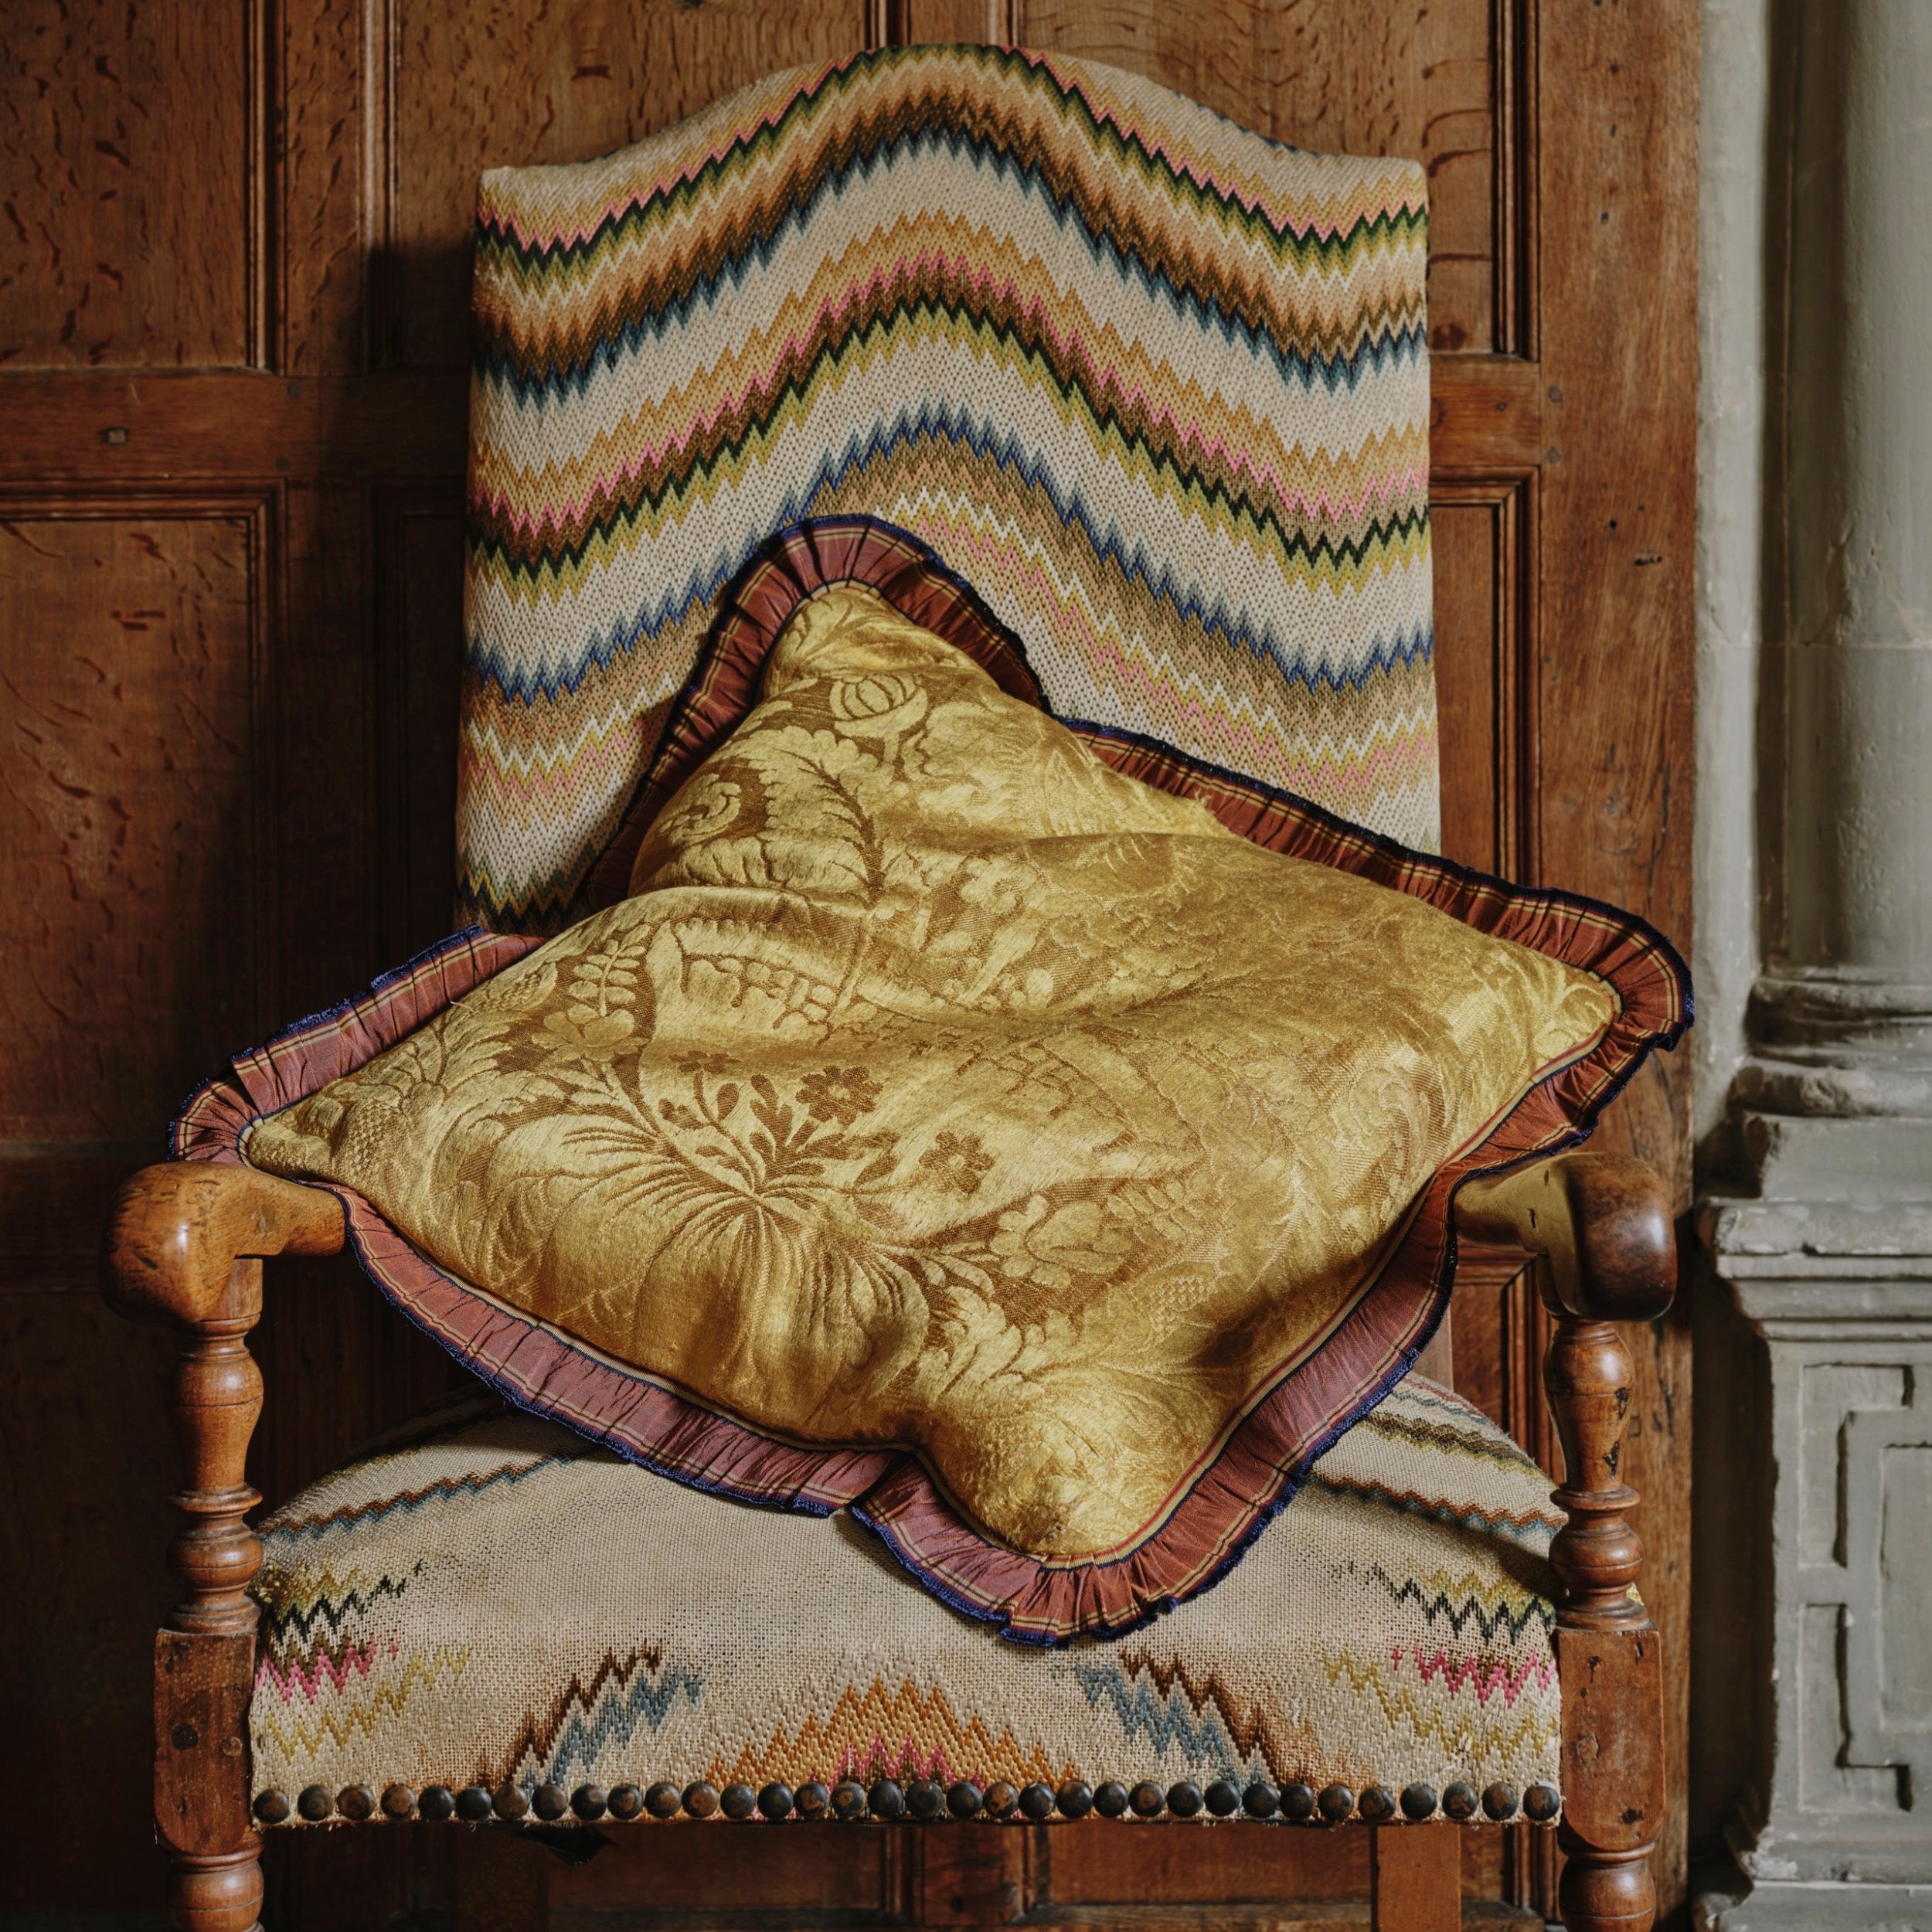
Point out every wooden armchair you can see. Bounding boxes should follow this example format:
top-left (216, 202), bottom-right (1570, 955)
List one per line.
top-left (99, 45), bottom-right (1681, 1932)
top-left (105, 1148), bottom-right (1672, 1932)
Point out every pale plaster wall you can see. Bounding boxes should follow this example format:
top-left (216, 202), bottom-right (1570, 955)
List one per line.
top-left (1694, 0), bottom-right (1771, 1163)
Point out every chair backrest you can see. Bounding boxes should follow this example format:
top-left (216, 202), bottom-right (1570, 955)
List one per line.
top-left (460, 43), bottom-right (1434, 934)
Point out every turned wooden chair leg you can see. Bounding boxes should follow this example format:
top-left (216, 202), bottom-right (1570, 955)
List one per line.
top-left (1369, 1821), bottom-right (1458, 1932)
top-left (167, 1847), bottom-right (265, 1932)
top-left (151, 1259), bottom-right (271, 1932)
top-left (107, 1168), bottom-right (342, 1932)
top-left (1542, 1311), bottom-right (1665, 1932)
top-left (1456, 1156), bottom-right (1674, 1932)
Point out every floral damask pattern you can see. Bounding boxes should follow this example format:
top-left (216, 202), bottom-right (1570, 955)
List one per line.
top-left (246, 587), bottom-right (1614, 1560)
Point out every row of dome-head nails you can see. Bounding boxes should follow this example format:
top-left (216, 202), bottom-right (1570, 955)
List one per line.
top-left (253, 1777), bottom-right (1560, 1827)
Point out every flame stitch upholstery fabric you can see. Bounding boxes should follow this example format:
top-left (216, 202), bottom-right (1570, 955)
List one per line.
top-left (185, 528), bottom-right (1692, 1645)
top-left (248, 1382), bottom-right (1564, 1814)
top-left (460, 43), bottom-right (1437, 933)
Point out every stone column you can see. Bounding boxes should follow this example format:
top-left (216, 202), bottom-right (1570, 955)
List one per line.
top-left (1737, 0), bottom-right (1932, 1174)
top-left (1701, 2), bottom-right (1932, 1923)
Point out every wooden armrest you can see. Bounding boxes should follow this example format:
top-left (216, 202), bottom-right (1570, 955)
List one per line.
top-left (101, 1161), bottom-right (344, 1332)
top-left (1453, 1151), bottom-right (1675, 1325)
top-left (99, 1165), bottom-right (342, 1882)
top-left (100, 1162), bottom-right (342, 1654)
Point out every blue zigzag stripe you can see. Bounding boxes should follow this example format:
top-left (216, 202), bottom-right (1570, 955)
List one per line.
top-left (263, 1454), bottom-right (570, 1544)
top-left (1309, 1477), bottom-right (1559, 1554)
top-left (1073, 1662), bottom-right (1243, 1775)
top-left (540, 1662), bottom-right (706, 1784)
top-left (466, 413), bottom-right (1430, 706)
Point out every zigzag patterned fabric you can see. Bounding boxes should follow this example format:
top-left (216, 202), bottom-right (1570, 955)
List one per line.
top-left (461, 43), bottom-right (1435, 931)
top-left (247, 1381), bottom-right (1563, 1818)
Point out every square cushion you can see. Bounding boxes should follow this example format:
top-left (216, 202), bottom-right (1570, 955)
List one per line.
top-left (182, 518), bottom-right (1689, 1645)
top-left (248, 1377), bottom-right (1563, 1822)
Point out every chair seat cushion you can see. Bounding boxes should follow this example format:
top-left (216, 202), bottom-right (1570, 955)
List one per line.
top-left (248, 1375), bottom-right (1563, 1820)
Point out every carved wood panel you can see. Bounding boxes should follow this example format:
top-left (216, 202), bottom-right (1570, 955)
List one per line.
top-left (0, 500), bottom-right (271, 1916)
top-left (0, 0), bottom-right (1696, 1920)
top-left (0, 4), bottom-right (262, 367)
top-left (0, 501), bottom-right (270, 1138)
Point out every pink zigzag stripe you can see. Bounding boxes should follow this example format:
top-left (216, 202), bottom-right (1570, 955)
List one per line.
top-left (1391, 1645), bottom-right (1557, 1707)
top-left (255, 1637), bottom-right (388, 1706)
top-left (1037, 56), bottom-right (1417, 228)
top-left (488, 58), bottom-right (1420, 253)
top-left (461, 517), bottom-right (1435, 821)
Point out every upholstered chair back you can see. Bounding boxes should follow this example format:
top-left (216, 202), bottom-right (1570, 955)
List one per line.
top-left (458, 44), bottom-right (1435, 933)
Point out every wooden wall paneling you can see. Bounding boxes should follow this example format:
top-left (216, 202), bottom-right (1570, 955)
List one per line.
top-left (1537, 3), bottom-right (1699, 1919)
top-left (0, 1293), bottom-right (179, 1912)
top-left (372, 483), bottom-right (468, 961)
top-left (0, 496), bottom-right (273, 1141)
top-left (1431, 478), bottom-right (1538, 883)
top-left (0, 369), bottom-right (472, 479)
top-left (0, 2), bottom-right (261, 368)
top-left (884, 0), bottom-right (1018, 43)
top-left (382, 0), bottom-right (879, 369)
top-left (284, 0), bottom-right (372, 374)
top-left (275, 481), bottom-right (376, 1023)
top-left (0, 361), bottom-right (1539, 492)
top-left (0, 496), bottom-right (273, 1913)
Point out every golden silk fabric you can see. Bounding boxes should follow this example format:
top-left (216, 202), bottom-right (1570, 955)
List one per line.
top-left (246, 587), bottom-right (1612, 1562)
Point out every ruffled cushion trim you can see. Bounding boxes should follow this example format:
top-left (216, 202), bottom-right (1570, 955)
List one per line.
top-left (173, 514), bottom-right (1689, 1646)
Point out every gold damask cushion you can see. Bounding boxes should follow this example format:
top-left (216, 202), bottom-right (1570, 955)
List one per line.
top-left (174, 519), bottom-right (1689, 1642)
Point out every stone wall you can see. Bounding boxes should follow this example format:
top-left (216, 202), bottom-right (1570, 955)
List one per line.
top-left (1695, 3), bottom-right (1932, 1923)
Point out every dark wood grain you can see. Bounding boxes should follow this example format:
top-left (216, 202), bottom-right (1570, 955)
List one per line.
top-left (894, 0), bottom-right (1019, 41)
top-left (1370, 1824), bottom-right (1460, 1932)
top-left (0, 359), bottom-right (1539, 483)
top-left (283, 0), bottom-right (369, 374)
top-left (0, 2), bottom-right (256, 368)
top-left (0, 505), bottom-right (266, 1140)
top-left (548, 1823), bottom-right (896, 1916)
top-left (0, 1292), bottom-right (177, 1913)
top-left (155, 1631), bottom-right (257, 1855)
top-left (373, 488), bottom-right (468, 957)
